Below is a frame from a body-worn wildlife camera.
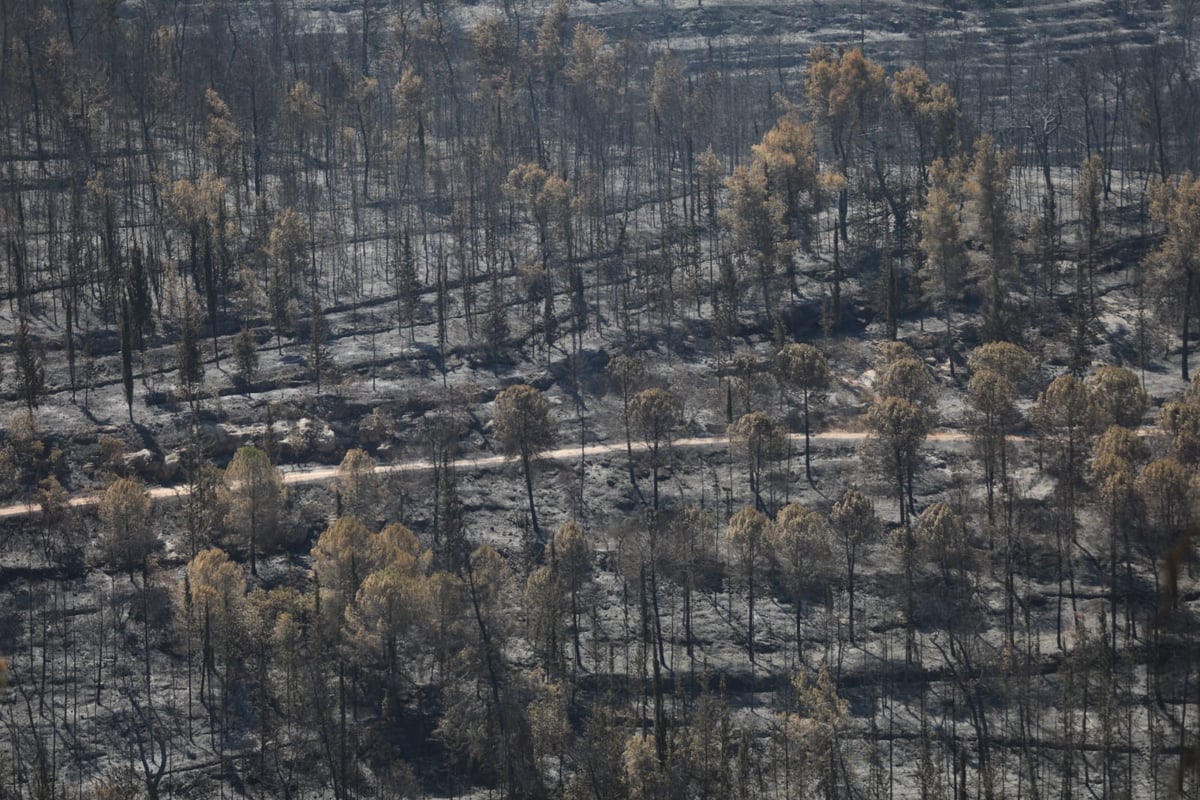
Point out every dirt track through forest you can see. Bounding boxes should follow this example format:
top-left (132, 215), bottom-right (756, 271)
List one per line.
top-left (0, 429), bottom-right (975, 519)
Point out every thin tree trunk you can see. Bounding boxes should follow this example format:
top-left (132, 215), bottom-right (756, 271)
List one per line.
top-left (522, 451), bottom-right (540, 541)
top-left (804, 390), bottom-right (814, 484)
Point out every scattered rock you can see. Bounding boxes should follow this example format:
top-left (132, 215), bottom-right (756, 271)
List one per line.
top-left (325, 400), bottom-right (359, 423)
top-left (311, 422), bottom-right (339, 457)
top-left (161, 451), bottom-right (183, 483)
top-left (122, 448), bottom-right (173, 483)
top-left (357, 411), bottom-right (389, 448)
top-left (284, 418), bottom-right (340, 461)
top-left (196, 422), bottom-right (235, 456)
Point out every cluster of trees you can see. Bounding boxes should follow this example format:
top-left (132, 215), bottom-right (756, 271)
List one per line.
top-left (0, 0), bottom-right (1199, 422)
top-left (8, 0), bottom-right (1200, 796)
top-left (9, 327), bottom-right (1200, 796)
top-left (0, 500), bottom-right (878, 799)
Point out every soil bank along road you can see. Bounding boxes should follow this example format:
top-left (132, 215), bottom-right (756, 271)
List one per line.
top-left (0, 429), bottom-right (972, 519)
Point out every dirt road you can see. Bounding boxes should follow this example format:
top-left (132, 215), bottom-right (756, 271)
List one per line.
top-left (0, 429), bottom-right (973, 520)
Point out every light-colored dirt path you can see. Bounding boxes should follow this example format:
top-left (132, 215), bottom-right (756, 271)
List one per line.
top-left (0, 429), bottom-right (973, 520)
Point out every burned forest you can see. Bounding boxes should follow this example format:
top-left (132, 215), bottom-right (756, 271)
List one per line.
top-left (4, 0), bottom-right (1200, 797)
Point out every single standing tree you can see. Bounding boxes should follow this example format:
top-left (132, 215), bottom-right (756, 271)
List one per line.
top-left (1139, 457), bottom-right (1194, 541)
top-left (1138, 458), bottom-right (1194, 603)
top-left (607, 355), bottom-right (647, 495)
top-left (1147, 172), bottom-right (1200, 380)
top-left (629, 388), bottom-right (682, 510)
top-left (967, 340), bottom-right (1035, 383)
top-left (665, 506), bottom-right (713, 661)
top-left (233, 328), bottom-right (258, 394)
top-left (891, 65), bottom-right (958, 172)
top-left (391, 229), bottom-right (421, 341)
top-left (1160, 384), bottom-right (1200, 464)
top-left (121, 298), bottom-right (136, 422)
top-left (176, 292), bottom-right (205, 413)
top-left (784, 663), bottom-right (850, 799)
top-left (1092, 424), bottom-right (1150, 480)
top-left (185, 547), bottom-right (246, 723)
top-left (494, 384), bottom-right (557, 539)
top-left (863, 396), bottom-right (929, 524)
top-left (1077, 154), bottom-right (1105, 357)
top-left (535, 0), bottom-right (570, 87)
top-left (1030, 373), bottom-right (1095, 647)
top-left (1085, 366), bottom-right (1149, 430)
top-left (525, 565), bottom-right (567, 678)
top-left (1096, 460), bottom-right (1140, 646)
top-left (722, 161), bottom-right (786, 312)
top-left (726, 507), bottom-right (770, 663)
top-left (730, 412), bottom-right (787, 512)
top-left (772, 503), bottom-right (832, 661)
top-left (727, 352), bottom-right (771, 418)
top-left (875, 353), bottom-right (936, 408)
top-left (914, 501), bottom-right (968, 583)
top-left (751, 108), bottom-right (822, 258)
top-left (12, 316), bottom-right (46, 412)
top-left (774, 343), bottom-right (831, 484)
top-left (337, 448), bottom-right (379, 520)
top-left (268, 208), bottom-right (308, 352)
top-left (829, 489), bottom-right (880, 644)
top-left (1091, 424), bottom-right (1149, 636)
top-left (503, 161), bottom-right (571, 282)
top-left (966, 341), bottom-right (1033, 524)
top-left (917, 159), bottom-right (967, 363)
top-left (1031, 374), bottom-right (1095, 506)
top-left (181, 441), bottom-right (222, 558)
top-left (99, 477), bottom-right (154, 572)
top-left (393, 66), bottom-right (427, 163)
top-left (965, 134), bottom-right (1017, 342)
top-left (309, 304), bottom-right (332, 395)
top-left (805, 46), bottom-right (887, 243)
top-left (435, 463), bottom-right (468, 572)
top-left (369, 522), bottom-right (423, 574)
top-left (968, 369), bottom-right (1020, 527)
top-left (453, 542), bottom-right (547, 800)
top-left (220, 446), bottom-right (287, 576)
top-left (552, 520), bottom-right (591, 673)
top-left (313, 515), bottom-right (375, 638)
top-left (346, 565), bottom-right (426, 698)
